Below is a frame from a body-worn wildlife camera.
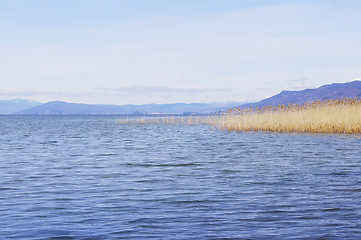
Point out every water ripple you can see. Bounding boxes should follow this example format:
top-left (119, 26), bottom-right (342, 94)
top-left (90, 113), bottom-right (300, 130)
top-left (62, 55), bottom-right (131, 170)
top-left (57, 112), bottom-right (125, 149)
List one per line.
top-left (0, 115), bottom-right (360, 239)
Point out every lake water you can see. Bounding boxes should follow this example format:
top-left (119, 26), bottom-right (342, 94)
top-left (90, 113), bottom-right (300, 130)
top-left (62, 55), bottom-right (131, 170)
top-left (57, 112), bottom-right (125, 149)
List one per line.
top-left (0, 115), bottom-right (360, 239)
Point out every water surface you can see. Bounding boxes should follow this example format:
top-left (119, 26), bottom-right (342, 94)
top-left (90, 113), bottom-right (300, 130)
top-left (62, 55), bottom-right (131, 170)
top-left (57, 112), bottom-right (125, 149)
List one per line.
top-left (0, 115), bottom-right (360, 239)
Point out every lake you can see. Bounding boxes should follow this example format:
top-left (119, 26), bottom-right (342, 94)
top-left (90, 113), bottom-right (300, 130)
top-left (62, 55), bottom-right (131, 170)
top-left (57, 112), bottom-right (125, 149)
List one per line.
top-left (0, 115), bottom-right (360, 239)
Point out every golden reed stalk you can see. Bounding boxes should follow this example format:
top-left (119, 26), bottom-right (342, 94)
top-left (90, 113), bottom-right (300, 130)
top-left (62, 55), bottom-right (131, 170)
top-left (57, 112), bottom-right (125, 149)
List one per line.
top-left (116, 116), bottom-right (210, 125)
top-left (117, 98), bottom-right (361, 134)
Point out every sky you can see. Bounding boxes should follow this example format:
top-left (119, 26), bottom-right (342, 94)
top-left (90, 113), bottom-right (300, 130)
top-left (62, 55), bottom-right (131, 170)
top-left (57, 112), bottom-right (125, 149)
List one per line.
top-left (0, 0), bottom-right (360, 105)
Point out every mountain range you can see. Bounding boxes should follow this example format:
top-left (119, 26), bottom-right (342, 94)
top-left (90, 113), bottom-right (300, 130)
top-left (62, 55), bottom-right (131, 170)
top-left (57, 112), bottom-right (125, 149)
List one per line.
top-left (239, 80), bottom-right (361, 108)
top-left (1, 80), bottom-right (360, 114)
top-left (13, 101), bottom-right (242, 115)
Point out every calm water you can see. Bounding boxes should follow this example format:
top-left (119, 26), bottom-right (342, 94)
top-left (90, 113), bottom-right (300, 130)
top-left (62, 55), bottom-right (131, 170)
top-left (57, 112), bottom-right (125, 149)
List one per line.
top-left (0, 115), bottom-right (360, 239)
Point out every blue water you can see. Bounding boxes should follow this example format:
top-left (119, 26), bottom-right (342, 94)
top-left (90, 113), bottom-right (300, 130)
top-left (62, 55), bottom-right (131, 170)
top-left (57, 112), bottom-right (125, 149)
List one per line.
top-left (0, 115), bottom-right (360, 239)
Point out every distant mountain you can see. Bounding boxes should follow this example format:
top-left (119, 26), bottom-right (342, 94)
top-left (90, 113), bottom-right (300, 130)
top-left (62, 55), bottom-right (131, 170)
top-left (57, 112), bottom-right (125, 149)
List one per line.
top-left (0, 99), bottom-right (43, 114)
top-left (240, 80), bottom-right (361, 108)
top-left (17, 101), bottom-right (242, 115)
top-left (11, 80), bottom-right (360, 114)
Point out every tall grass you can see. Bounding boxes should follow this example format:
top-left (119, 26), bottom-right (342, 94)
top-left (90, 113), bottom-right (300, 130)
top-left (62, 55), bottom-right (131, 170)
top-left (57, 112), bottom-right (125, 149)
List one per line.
top-left (217, 98), bottom-right (361, 134)
top-left (116, 116), bottom-right (212, 125)
top-left (117, 98), bottom-right (361, 134)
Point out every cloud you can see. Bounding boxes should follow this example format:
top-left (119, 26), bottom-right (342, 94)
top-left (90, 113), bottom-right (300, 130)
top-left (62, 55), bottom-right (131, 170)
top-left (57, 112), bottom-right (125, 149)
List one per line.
top-left (283, 76), bottom-right (309, 84)
top-left (0, 88), bottom-right (90, 99)
top-left (0, 88), bottom-right (59, 97)
top-left (0, 86), bottom-right (234, 104)
top-left (282, 76), bottom-right (315, 90)
top-left (95, 85), bottom-right (231, 95)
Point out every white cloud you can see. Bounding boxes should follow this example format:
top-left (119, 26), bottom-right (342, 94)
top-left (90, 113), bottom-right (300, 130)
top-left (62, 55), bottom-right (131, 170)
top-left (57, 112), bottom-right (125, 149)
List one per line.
top-left (281, 77), bottom-right (315, 90)
top-left (0, 88), bottom-right (92, 103)
top-left (0, 88), bottom-right (59, 97)
top-left (96, 85), bottom-right (231, 95)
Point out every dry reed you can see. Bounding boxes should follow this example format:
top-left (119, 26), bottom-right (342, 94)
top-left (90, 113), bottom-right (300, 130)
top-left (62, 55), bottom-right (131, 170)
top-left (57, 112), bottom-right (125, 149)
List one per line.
top-left (116, 116), bottom-right (214, 126)
top-left (116, 98), bottom-right (361, 134)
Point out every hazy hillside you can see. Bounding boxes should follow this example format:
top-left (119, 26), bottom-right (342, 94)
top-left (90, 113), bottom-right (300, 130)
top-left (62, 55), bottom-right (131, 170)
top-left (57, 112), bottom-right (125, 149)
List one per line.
top-left (17, 101), bottom-right (242, 115)
top-left (240, 80), bottom-right (361, 108)
top-left (10, 81), bottom-right (361, 114)
top-left (0, 99), bottom-right (43, 114)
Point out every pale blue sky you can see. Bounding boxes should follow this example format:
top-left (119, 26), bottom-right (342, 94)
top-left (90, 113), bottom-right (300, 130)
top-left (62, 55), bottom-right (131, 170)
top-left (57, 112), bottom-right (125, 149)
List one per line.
top-left (1, 0), bottom-right (360, 104)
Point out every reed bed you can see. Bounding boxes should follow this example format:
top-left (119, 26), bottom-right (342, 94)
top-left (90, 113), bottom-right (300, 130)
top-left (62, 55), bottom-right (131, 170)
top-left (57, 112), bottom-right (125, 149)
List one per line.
top-left (219, 98), bottom-right (361, 134)
top-left (116, 116), bottom-right (209, 125)
top-left (117, 98), bottom-right (361, 134)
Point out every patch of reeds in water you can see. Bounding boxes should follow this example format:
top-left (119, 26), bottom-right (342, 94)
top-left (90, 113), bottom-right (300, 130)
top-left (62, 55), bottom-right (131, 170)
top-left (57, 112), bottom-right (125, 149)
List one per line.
top-left (117, 98), bottom-right (361, 134)
top-left (218, 98), bottom-right (361, 134)
top-left (116, 116), bottom-right (214, 125)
